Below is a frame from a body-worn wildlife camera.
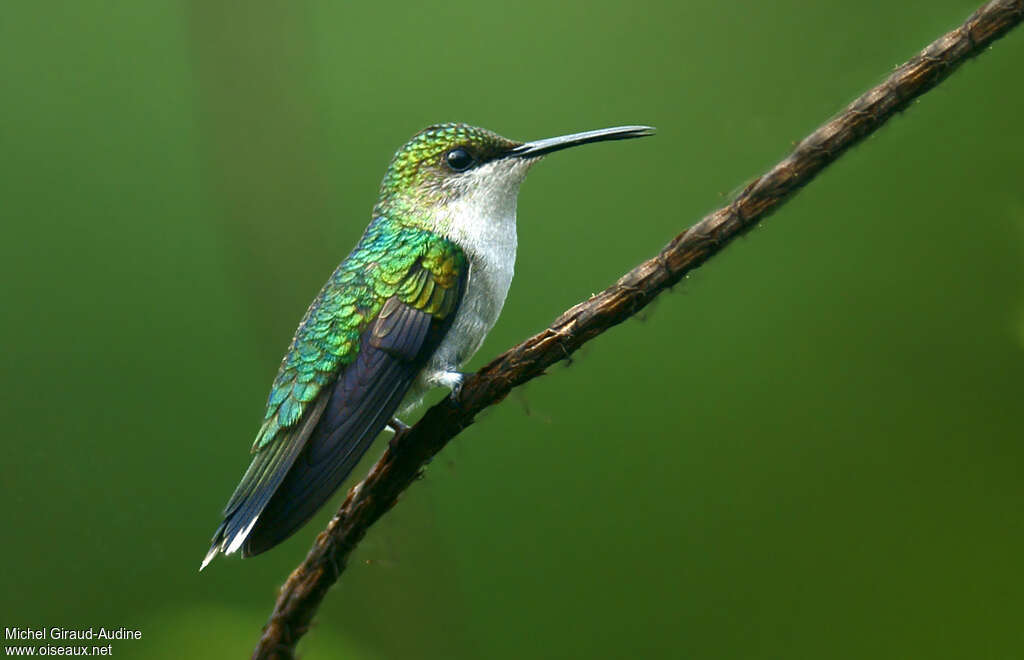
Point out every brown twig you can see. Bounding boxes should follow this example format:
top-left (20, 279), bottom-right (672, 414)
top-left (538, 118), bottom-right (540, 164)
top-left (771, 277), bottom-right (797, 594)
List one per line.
top-left (252, 2), bottom-right (1023, 657)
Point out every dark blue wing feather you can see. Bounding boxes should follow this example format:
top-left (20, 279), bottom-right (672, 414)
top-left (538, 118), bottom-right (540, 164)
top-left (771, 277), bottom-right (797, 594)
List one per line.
top-left (203, 242), bottom-right (466, 568)
top-left (240, 295), bottom-right (452, 556)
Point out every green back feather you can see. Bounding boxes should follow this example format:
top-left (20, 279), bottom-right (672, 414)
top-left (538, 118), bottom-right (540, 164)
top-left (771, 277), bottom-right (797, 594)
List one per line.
top-left (252, 218), bottom-right (466, 451)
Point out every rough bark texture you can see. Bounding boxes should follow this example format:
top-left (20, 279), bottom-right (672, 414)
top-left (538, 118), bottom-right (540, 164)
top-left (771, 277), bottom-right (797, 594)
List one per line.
top-left (252, 2), bottom-right (1024, 657)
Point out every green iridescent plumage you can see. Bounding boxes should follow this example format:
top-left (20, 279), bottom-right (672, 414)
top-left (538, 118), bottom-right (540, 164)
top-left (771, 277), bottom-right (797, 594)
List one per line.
top-left (203, 121), bottom-right (653, 568)
top-left (374, 123), bottom-right (520, 224)
top-left (204, 124), bottom-right (494, 566)
top-left (205, 214), bottom-right (467, 559)
top-left (254, 217), bottom-right (466, 452)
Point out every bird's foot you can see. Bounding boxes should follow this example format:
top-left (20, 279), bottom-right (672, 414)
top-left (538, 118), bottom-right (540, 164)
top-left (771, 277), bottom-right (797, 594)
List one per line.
top-left (426, 369), bottom-right (465, 404)
top-left (387, 417), bottom-right (411, 450)
top-left (387, 417), bottom-right (411, 433)
top-left (436, 371), bottom-right (464, 403)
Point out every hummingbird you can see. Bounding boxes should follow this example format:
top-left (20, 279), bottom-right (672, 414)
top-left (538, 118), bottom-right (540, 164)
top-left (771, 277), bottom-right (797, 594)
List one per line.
top-left (201, 122), bottom-right (654, 569)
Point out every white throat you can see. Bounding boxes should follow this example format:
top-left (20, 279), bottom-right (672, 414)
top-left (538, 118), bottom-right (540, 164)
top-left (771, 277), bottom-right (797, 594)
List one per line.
top-left (441, 158), bottom-right (530, 269)
top-left (422, 158), bottom-right (532, 381)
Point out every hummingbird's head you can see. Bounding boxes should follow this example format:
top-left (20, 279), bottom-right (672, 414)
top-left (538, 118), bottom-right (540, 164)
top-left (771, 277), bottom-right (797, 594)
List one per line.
top-left (375, 122), bottom-right (654, 242)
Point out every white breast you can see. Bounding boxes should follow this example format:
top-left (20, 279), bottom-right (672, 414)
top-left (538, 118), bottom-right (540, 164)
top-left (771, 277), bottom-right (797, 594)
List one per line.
top-left (420, 158), bottom-right (529, 389)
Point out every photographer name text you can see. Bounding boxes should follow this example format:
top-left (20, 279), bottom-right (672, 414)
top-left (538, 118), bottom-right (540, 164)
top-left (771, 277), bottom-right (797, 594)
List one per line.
top-left (5, 628), bottom-right (141, 642)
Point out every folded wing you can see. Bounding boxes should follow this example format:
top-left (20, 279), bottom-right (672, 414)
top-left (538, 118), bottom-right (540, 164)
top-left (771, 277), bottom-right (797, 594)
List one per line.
top-left (203, 239), bottom-right (466, 567)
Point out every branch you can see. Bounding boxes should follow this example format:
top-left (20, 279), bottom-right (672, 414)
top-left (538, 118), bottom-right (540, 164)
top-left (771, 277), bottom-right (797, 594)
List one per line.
top-left (253, 2), bottom-right (1023, 657)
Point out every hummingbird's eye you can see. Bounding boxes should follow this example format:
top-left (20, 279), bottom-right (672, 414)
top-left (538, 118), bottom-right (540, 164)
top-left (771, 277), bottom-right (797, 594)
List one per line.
top-left (444, 147), bottom-right (474, 172)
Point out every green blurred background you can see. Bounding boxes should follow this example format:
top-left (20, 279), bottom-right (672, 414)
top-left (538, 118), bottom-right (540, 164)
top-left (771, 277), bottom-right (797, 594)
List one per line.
top-left (2, 1), bottom-right (1022, 658)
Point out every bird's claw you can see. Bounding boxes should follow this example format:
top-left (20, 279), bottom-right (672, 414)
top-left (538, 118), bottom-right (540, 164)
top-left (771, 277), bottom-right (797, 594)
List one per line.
top-left (387, 417), bottom-right (411, 450)
top-left (448, 376), bottom-right (464, 404)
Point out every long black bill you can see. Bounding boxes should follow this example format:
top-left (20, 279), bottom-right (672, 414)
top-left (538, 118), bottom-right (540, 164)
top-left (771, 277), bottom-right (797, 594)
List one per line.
top-left (509, 125), bottom-right (655, 158)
